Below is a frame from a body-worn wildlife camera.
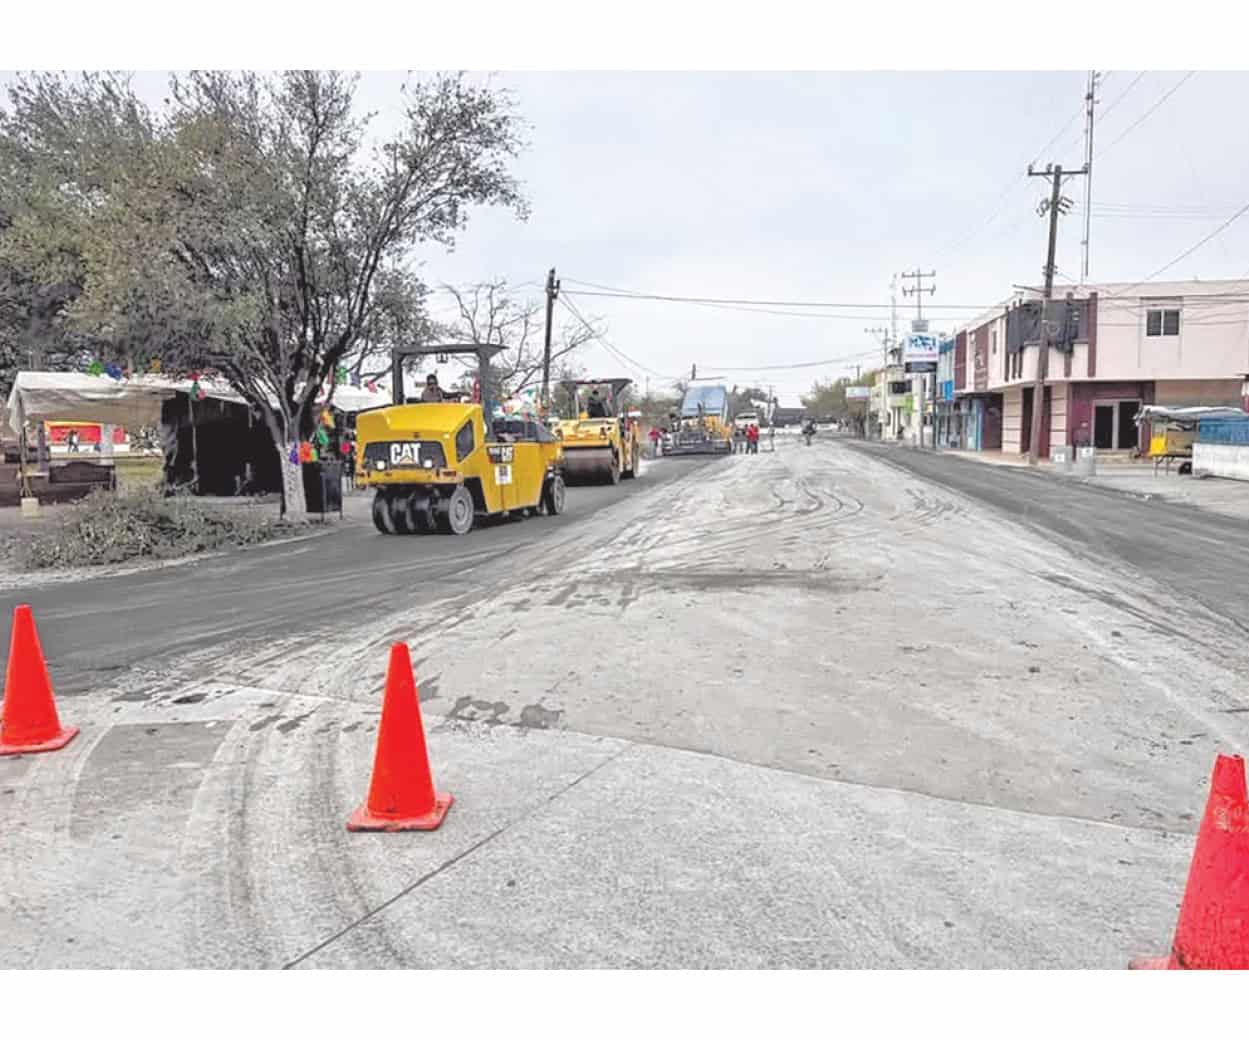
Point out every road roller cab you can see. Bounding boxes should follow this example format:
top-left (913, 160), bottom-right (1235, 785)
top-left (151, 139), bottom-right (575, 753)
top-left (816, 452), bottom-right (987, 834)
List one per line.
top-left (356, 344), bottom-right (566, 535)
top-left (553, 378), bottom-right (642, 485)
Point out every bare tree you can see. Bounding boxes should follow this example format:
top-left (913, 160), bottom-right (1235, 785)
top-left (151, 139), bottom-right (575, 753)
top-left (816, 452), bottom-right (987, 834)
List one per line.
top-left (441, 280), bottom-right (600, 400)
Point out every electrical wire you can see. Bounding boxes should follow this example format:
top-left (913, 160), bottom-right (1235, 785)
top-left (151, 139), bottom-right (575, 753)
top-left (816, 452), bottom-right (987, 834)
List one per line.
top-left (1096, 71), bottom-right (1146, 122)
top-left (556, 293), bottom-right (678, 383)
top-left (558, 293), bottom-right (895, 382)
top-left (559, 281), bottom-right (988, 312)
top-left (931, 76), bottom-right (1090, 262)
top-left (1099, 199), bottom-right (1249, 300)
top-left (1098, 72), bottom-right (1196, 157)
top-left (712, 348), bottom-right (885, 372)
top-left (561, 288), bottom-right (975, 323)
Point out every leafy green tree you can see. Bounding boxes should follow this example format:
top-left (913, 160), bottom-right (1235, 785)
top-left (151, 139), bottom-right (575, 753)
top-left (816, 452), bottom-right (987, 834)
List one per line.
top-left (728, 384), bottom-right (770, 417)
top-left (0, 71), bottom-right (527, 517)
top-left (802, 369), bottom-right (878, 424)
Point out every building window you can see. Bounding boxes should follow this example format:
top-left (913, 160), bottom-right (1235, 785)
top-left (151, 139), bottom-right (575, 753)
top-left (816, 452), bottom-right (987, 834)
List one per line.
top-left (991, 328), bottom-right (998, 355)
top-left (1146, 308), bottom-right (1180, 337)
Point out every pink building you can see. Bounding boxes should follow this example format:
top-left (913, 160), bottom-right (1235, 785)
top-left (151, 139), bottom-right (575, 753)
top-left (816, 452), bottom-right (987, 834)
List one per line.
top-left (953, 279), bottom-right (1249, 457)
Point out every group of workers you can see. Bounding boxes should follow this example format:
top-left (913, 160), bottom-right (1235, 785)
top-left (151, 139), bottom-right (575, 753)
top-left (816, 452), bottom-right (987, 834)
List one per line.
top-left (733, 423), bottom-right (761, 454)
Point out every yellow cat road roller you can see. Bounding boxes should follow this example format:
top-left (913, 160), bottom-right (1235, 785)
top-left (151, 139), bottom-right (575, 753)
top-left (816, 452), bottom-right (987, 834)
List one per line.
top-left (553, 378), bottom-right (643, 485)
top-left (355, 344), bottom-right (566, 535)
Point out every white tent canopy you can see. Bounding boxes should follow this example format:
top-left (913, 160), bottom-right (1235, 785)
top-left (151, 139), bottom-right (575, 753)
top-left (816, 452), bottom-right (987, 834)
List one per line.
top-left (1135, 405), bottom-right (1248, 426)
top-left (4, 371), bottom-right (392, 437)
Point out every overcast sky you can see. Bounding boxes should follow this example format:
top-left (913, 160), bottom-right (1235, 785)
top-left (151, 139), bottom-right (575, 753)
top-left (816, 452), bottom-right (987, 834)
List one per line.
top-left (21, 70), bottom-right (1249, 404)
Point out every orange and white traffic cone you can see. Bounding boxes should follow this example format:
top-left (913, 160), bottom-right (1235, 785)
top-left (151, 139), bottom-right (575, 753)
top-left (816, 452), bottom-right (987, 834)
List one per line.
top-left (347, 642), bottom-right (452, 832)
top-left (0, 604), bottom-right (78, 756)
top-left (1130, 753), bottom-right (1248, 969)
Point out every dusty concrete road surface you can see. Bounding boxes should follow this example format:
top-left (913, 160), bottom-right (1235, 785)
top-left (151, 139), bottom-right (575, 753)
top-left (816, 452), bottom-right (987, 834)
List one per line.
top-left (2, 442), bottom-right (1245, 968)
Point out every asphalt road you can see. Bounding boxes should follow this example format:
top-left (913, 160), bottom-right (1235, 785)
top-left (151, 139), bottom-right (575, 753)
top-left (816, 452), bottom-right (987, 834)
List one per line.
top-left (845, 439), bottom-right (1249, 634)
top-left (2, 455), bottom-right (713, 696)
top-left (2, 436), bottom-right (1241, 967)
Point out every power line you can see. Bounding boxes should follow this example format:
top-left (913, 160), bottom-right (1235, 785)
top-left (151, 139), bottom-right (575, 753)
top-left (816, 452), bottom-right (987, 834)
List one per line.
top-left (557, 293), bottom-right (678, 383)
top-left (1098, 72), bottom-right (1196, 157)
top-left (560, 279), bottom-right (988, 311)
top-left (558, 292), bottom-right (894, 380)
top-left (1030, 109), bottom-right (1085, 170)
top-left (1097, 71), bottom-right (1146, 121)
top-left (931, 76), bottom-right (1090, 263)
top-left (562, 289), bottom-right (978, 323)
top-left (714, 349), bottom-right (885, 372)
top-left (1100, 198), bottom-right (1249, 299)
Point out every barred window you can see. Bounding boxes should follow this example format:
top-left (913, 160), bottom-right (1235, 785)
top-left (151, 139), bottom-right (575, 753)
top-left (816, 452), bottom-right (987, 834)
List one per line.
top-left (1146, 308), bottom-right (1180, 337)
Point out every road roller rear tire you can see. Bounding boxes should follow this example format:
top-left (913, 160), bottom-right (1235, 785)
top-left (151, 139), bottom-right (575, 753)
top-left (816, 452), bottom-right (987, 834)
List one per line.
top-left (372, 490), bottom-right (398, 535)
top-left (436, 485), bottom-right (475, 535)
top-left (403, 491), bottom-right (435, 534)
top-left (542, 473), bottom-right (566, 516)
top-left (391, 491), bottom-right (419, 534)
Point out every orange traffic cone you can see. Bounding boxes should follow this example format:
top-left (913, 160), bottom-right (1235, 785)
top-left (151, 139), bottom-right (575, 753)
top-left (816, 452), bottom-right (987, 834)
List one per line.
top-left (347, 642), bottom-right (452, 832)
top-left (0, 604), bottom-right (78, 756)
top-left (1130, 753), bottom-right (1248, 969)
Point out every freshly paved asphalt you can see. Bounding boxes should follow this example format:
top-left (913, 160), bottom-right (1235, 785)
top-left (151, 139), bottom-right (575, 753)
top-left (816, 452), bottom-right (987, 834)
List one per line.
top-left (845, 439), bottom-right (1249, 634)
top-left (2, 456), bottom-right (713, 696)
top-left (1, 437), bottom-right (1240, 968)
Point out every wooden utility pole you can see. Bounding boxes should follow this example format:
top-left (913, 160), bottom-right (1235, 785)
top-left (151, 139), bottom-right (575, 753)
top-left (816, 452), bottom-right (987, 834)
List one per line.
top-left (1026, 163), bottom-right (1087, 465)
top-left (540, 267), bottom-right (560, 411)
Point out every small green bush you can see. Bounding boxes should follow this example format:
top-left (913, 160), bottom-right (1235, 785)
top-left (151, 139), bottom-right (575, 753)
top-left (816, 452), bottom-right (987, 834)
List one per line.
top-left (17, 487), bottom-right (296, 570)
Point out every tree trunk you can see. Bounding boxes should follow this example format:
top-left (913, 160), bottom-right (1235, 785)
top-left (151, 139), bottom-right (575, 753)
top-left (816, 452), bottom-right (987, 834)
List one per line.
top-left (278, 441), bottom-right (308, 520)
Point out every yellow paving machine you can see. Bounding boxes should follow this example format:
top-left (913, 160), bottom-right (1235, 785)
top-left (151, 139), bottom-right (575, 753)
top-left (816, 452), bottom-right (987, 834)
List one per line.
top-left (553, 378), bottom-right (642, 485)
top-left (667, 381), bottom-right (734, 455)
top-left (355, 344), bottom-right (566, 535)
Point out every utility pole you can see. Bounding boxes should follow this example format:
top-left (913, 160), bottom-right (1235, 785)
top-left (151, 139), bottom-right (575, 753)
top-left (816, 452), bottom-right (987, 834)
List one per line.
top-left (889, 274), bottom-right (899, 349)
top-left (901, 269), bottom-right (936, 448)
top-left (901, 269), bottom-right (936, 324)
top-left (690, 364), bottom-right (697, 381)
top-left (1080, 71), bottom-right (1102, 282)
top-left (1027, 162), bottom-right (1087, 465)
top-left (865, 324), bottom-right (890, 440)
top-left (540, 267), bottom-right (560, 412)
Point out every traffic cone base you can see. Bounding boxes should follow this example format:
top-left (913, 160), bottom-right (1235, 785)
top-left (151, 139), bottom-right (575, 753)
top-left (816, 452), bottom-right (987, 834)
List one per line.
top-left (346, 642), bottom-right (452, 835)
top-left (1, 604), bottom-right (76, 756)
top-left (0, 724), bottom-right (78, 757)
top-left (1130, 753), bottom-right (1248, 970)
top-left (347, 792), bottom-right (453, 832)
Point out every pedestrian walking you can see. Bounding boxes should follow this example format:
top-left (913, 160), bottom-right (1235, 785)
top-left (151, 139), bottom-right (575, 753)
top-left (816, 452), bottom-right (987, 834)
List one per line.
top-left (746, 423), bottom-right (760, 454)
top-left (648, 426), bottom-right (662, 458)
